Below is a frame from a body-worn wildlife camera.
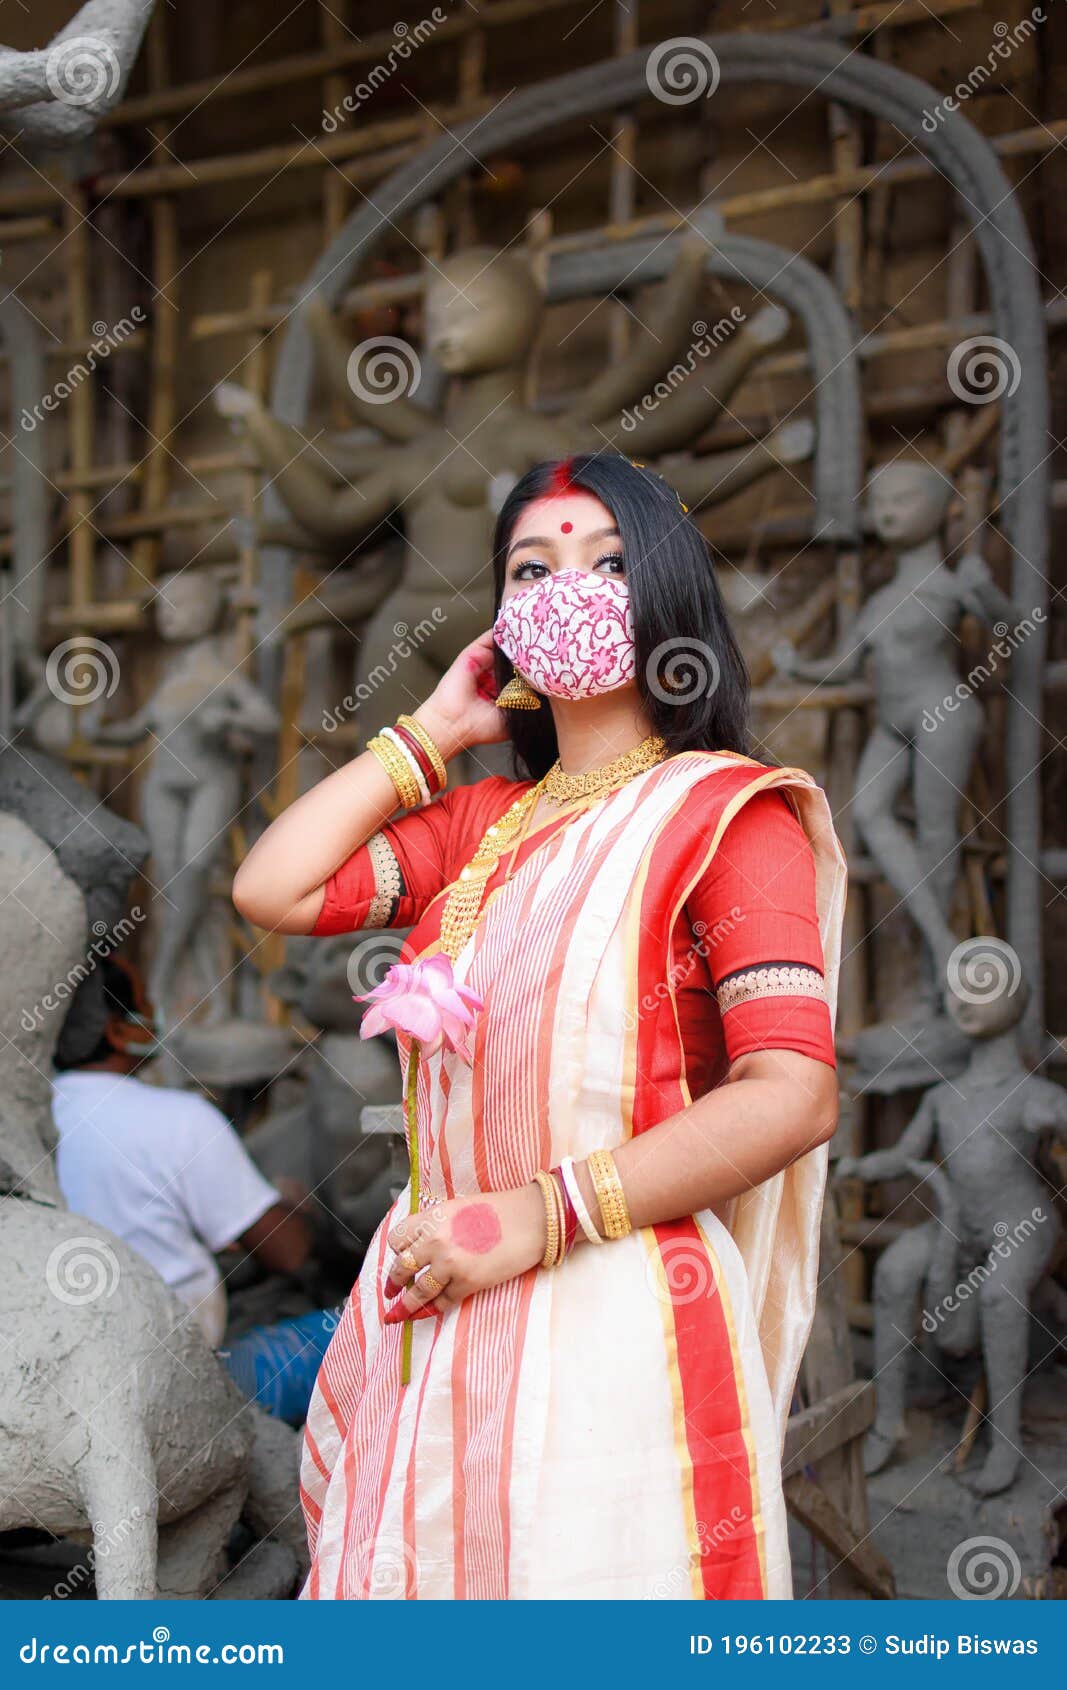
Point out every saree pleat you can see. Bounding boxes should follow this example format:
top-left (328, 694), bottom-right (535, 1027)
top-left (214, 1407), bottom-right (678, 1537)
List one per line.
top-left (300, 752), bottom-right (847, 1599)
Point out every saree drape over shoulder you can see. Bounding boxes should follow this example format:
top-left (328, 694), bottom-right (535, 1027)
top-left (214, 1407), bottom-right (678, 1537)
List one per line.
top-left (300, 751), bottom-right (847, 1600)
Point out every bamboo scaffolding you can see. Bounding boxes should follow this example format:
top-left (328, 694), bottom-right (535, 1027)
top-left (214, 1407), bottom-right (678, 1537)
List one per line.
top-left (0, 77), bottom-right (1057, 219)
top-left (96, 0), bottom-right (979, 134)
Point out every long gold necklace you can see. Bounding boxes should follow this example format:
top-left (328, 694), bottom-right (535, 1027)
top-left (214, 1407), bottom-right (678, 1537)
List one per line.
top-left (438, 733), bottom-right (668, 961)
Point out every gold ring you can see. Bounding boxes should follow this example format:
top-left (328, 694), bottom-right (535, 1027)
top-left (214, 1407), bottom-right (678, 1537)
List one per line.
top-left (419, 1271), bottom-right (445, 1299)
top-left (396, 1248), bottom-right (419, 1276)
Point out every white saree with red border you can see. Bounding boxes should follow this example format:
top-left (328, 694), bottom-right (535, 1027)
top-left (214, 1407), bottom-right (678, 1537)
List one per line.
top-left (299, 751), bottom-right (847, 1599)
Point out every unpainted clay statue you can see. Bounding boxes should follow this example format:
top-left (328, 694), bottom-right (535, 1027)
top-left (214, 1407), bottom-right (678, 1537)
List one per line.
top-left (216, 237), bottom-right (811, 729)
top-left (836, 946), bottom-right (1066, 1496)
top-left (249, 933), bottom-right (408, 1261)
top-left (0, 801), bottom-right (305, 1598)
top-left (94, 572), bottom-right (279, 1031)
top-left (774, 460), bottom-right (1020, 1002)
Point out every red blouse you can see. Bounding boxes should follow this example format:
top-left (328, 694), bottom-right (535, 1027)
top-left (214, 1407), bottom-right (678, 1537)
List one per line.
top-left (312, 774), bottom-right (835, 1094)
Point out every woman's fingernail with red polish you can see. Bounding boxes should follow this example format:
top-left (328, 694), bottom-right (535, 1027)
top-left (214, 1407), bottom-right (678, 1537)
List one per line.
top-left (383, 1277), bottom-right (399, 1298)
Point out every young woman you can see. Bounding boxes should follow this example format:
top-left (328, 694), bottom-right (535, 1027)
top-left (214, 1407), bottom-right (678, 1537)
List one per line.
top-left (233, 453), bottom-right (847, 1601)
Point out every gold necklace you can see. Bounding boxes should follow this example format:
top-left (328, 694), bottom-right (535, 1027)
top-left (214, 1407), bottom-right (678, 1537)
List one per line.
top-left (540, 733), bottom-right (668, 806)
top-left (438, 734), bottom-right (668, 960)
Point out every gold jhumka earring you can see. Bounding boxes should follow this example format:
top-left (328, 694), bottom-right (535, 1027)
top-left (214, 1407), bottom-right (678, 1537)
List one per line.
top-left (495, 673), bottom-right (542, 710)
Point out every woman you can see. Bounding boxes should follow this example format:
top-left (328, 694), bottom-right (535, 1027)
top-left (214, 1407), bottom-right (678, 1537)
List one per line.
top-left (233, 453), bottom-right (847, 1601)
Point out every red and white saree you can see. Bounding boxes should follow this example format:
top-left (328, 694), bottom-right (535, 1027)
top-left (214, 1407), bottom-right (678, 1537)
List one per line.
top-left (300, 750), bottom-right (847, 1599)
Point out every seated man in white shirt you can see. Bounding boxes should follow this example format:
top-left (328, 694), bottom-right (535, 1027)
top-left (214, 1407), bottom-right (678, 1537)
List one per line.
top-left (52, 957), bottom-right (311, 1349)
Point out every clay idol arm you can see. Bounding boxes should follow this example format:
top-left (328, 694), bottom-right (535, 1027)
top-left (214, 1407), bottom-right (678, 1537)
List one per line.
top-left (565, 235), bottom-right (713, 427)
top-left (303, 295), bottom-right (428, 445)
top-left (836, 1091), bottom-right (938, 1184)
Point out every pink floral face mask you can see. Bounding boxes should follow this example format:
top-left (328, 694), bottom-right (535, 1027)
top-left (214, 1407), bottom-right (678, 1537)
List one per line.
top-left (493, 568), bottom-right (635, 699)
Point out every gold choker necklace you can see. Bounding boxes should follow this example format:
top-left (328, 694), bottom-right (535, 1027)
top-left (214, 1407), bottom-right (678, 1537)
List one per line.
top-left (540, 734), bottom-right (668, 806)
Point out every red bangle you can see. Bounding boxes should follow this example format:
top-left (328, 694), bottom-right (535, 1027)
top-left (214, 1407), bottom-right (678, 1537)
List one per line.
top-left (392, 721), bottom-right (442, 795)
top-left (550, 1165), bottom-right (578, 1256)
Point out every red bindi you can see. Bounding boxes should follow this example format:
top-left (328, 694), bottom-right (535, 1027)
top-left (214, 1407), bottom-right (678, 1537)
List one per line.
top-left (451, 1203), bottom-right (503, 1255)
top-left (560, 520), bottom-right (573, 533)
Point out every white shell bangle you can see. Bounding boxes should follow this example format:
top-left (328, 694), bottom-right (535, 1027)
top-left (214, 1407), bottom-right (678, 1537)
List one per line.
top-left (560, 1155), bottom-right (603, 1245)
top-left (380, 724), bottom-right (430, 806)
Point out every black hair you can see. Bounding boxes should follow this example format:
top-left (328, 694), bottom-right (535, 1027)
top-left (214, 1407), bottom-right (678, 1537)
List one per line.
top-left (55, 956), bottom-right (143, 1071)
top-left (490, 452), bottom-right (755, 780)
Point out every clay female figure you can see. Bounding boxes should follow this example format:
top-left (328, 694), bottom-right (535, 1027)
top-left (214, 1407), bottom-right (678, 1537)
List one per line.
top-left (774, 461), bottom-right (1020, 998)
top-left (217, 239), bottom-right (810, 730)
top-left (96, 572), bottom-right (279, 1028)
top-left (836, 951), bottom-right (1066, 1495)
top-left (232, 453), bottom-right (847, 1599)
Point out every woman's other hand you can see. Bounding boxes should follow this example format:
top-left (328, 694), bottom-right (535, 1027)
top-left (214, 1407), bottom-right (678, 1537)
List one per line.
top-left (412, 630), bottom-right (510, 761)
top-left (382, 1183), bottom-right (547, 1322)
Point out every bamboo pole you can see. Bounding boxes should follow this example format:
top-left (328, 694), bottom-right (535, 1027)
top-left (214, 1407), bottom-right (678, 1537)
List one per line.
top-left (1, 73), bottom-right (1060, 219)
top-left (97, 0), bottom-right (979, 134)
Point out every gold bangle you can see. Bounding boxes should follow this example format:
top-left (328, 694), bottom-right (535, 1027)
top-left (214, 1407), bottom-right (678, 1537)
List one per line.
top-left (549, 1170), bottom-right (567, 1268)
top-left (586, 1149), bottom-right (632, 1240)
top-left (367, 732), bottom-right (421, 810)
top-left (396, 713), bottom-right (448, 792)
top-left (533, 1170), bottom-right (561, 1269)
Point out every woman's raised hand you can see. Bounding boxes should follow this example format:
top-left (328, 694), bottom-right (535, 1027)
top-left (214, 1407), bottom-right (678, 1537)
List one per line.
top-left (413, 630), bottom-right (511, 760)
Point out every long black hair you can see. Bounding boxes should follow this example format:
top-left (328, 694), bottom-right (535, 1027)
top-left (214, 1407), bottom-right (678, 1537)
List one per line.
top-left (491, 452), bottom-right (754, 780)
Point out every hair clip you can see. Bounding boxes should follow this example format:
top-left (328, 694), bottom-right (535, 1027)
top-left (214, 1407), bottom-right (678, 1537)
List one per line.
top-left (628, 458), bottom-right (689, 515)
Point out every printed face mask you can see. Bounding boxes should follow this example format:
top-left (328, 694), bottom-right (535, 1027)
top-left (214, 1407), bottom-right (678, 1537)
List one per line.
top-left (493, 568), bottom-right (636, 699)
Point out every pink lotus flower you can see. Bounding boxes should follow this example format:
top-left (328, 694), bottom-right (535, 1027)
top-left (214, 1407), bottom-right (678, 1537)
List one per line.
top-left (356, 953), bottom-right (483, 1062)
